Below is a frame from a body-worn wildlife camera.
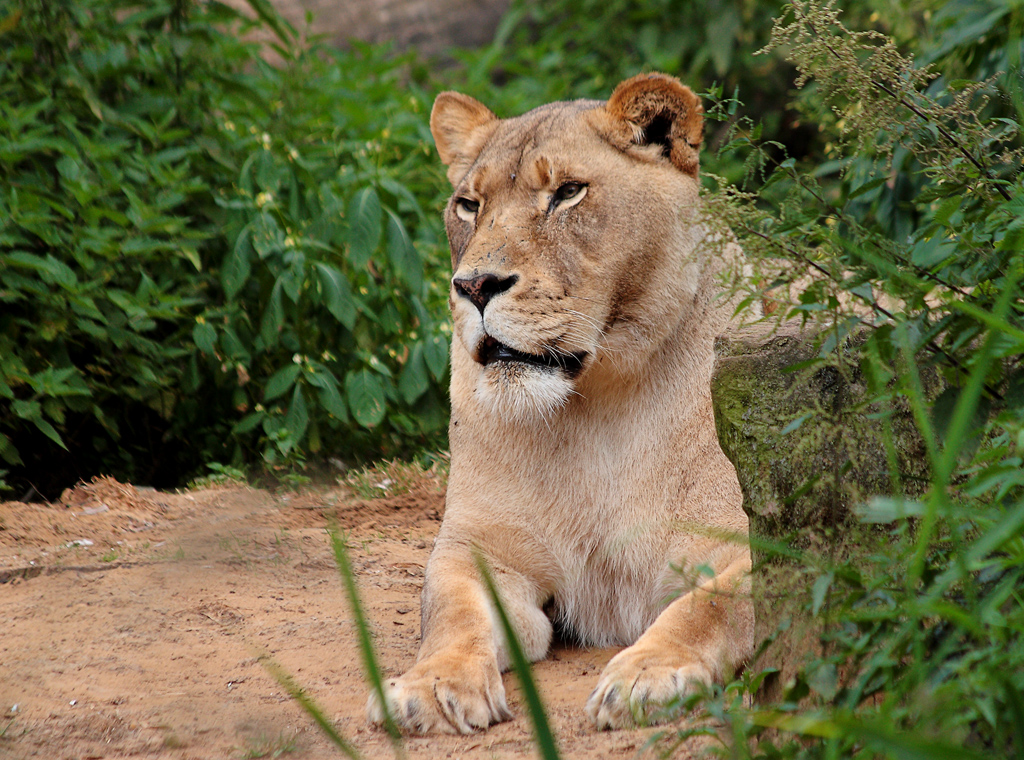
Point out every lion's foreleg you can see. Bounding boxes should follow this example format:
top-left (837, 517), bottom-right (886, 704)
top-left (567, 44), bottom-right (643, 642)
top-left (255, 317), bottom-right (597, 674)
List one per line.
top-left (367, 547), bottom-right (551, 734)
top-left (586, 552), bottom-right (754, 730)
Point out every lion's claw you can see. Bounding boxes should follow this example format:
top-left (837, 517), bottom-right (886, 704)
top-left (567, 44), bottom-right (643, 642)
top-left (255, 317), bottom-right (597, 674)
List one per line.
top-left (586, 646), bottom-right (711, 730)
top-left (367, 657), bottom-right (512, 735)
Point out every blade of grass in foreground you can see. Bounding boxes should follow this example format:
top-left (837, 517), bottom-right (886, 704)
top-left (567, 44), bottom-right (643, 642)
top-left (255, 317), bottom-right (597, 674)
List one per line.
top-left (751, 709), bottom-right (993, 760)
top-left (258, 653), bottom-right (363, 760)
top-left (474, 552), bottom-right (561, 760)
top-left (330, 529), bottom-right (404, 757)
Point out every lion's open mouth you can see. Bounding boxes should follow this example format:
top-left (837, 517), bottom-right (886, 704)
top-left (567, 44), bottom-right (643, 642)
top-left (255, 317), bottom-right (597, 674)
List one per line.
top-left (478, 335), bottom-right (586, 377)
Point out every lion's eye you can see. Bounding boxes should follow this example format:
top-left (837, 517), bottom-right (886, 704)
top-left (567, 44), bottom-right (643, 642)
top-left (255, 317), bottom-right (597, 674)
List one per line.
top-left (549, 182), bottom-right (587, 212)
top-left (455, 197), bottom-right (480, 222)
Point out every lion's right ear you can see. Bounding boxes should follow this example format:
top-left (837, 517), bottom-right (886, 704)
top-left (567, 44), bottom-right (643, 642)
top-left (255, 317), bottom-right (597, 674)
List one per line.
top-left (430, 92), bottom-right (498, 186)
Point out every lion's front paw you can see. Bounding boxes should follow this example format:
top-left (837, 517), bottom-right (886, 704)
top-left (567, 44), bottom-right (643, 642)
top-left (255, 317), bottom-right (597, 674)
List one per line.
top-left (366, 654), bottom-right (512, 735)
top-left (585, 644), bottom-right (711, 730)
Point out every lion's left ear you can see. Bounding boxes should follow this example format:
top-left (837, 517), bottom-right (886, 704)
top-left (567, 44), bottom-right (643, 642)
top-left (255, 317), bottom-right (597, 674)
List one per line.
top-left (430, 91), bottom-right (499, 186)
top-left (599, 73), bottom-right (704, 178)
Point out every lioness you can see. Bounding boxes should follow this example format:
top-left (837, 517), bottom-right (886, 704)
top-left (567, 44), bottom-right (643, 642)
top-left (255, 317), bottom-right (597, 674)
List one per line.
top-left (369, 73), bottom-right (754, 734)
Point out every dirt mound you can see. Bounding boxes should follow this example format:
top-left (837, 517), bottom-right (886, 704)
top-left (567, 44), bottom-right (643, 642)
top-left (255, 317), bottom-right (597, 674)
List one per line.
top-left (0, 476), bottom-right (193, 581)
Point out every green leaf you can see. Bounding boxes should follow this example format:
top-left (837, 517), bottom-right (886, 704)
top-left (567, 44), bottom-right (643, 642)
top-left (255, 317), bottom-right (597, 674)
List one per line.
top-left (34, 417), bottom-right (67, 450)
top-left (264, 363), bottom-right (301, 402)
top-left (330, 532), bottom-right (402, 755)
top-left (280, 259), bottom-right (305, 303)
top-left (963, 499), bottom-right (1024, 566)
top-left (318, 380), bottom-right (349, 423)
top-left (179, 246), bottom-right (203, 272)
top-left (424, 334), bottom-right (449, 381)
top-left (345, 369), bottom-right (386, 428)
top-left (845, 718), bottom-right (990, 760)
top-left (476, 554), bottom-right (561, 759)
top-left (0, 432), bottom-right (24, 466)
top-left (255, 149), bottom-right (281, 193)
top-left (260, 280), bottom-right (285, 347)
top-left (5, 252), bottom-right (77, 287)
top-left (232, 412), bottom-right (264, 435)
top-left (781, 412), bottom-right (814, 435)
top-left (398, 342), bottom-right (429, 405)
top-left (193, 320), bottom-right (217, 355)
top-left (284, 384), bottom-right (309, 442)
top-left (910, 236), bottom-right (957, 269)
top-left (846, 176), bottom-right (888, 201)
top-left (252, 212), bottom-right (285, 259)
top-left (223, 227), bottom-right (253, 299)
top-left (751, 710), bottom-right (839, 738)
top-left (43, 254), bottom-right (77, 288)
top-left (856, 497), bottom-right (926, 523)
top-left (811, 572), bottom-right (833, 616)
top-left (314, 262), bottom-right (356, 330)
top-left (946, 297), bottom-right (1024, 348)
top-left (347, 187), bottom-right (382, 268)
top-left (220, 327), bottom-right (249, 362)
top-left (311, 186), bottom-right (346, 245)
top-left (929, 385), bottom-right (990, 465)
top-left (241, 0), bottom-right (297, 45)
top-left (385, 208), bottom-right (422, 293)
top-left (11, 398), bottom-right (41, 421)
top-left (932, 194), bottom-right (963, 226)
top-left (257, 653), bottom-right (364, 759)
top-left (303, 362), bottom-right (332, 390)
top-left (806, 662), bottom-right (837, 700)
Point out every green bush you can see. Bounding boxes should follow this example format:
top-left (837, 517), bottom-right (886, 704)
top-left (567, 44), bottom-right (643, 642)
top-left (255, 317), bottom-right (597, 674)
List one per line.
top-left (0, 0), bottom-right (451, 495)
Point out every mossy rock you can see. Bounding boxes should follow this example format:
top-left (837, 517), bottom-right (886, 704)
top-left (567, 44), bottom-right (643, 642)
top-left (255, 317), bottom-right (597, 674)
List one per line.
top-left (711, 322), bottom-right (935, 698)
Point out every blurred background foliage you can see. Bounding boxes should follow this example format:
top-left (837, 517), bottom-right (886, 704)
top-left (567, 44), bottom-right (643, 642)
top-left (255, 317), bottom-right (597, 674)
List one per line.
top-left (2, 0), bottom-right (1023, 756)
top-left (3, 0), bottom-right (1019, 495)
top-left (1, 0), bottom-right (453, 495)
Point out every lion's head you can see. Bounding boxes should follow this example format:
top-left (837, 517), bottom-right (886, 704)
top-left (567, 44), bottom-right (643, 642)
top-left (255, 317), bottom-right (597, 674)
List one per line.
top-left (431, 73), bottom-right (720, 422)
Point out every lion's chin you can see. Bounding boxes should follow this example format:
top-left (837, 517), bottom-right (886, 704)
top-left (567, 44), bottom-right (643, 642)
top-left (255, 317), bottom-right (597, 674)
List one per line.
top-left (474, 361), bottom-right (575, 423)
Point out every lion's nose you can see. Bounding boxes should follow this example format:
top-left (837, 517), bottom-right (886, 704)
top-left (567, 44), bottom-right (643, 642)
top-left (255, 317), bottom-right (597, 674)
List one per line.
top-left (452, 273), bottom-right (518, 314)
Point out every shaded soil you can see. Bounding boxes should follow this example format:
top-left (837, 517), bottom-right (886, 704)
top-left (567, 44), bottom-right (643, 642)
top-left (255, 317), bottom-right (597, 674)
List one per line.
top-left (0, 475), bottom-right (710, 759)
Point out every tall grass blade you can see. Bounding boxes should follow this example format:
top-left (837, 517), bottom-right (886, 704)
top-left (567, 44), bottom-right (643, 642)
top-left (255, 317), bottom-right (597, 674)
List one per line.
top-left (241, 0), bottom-right (297, 46)
top-left (936, 268), bottom-right (1020, 483)
top-left (895, 327), bottom-right (946, 589)
top-left (258, 653), bottom-right (363, 759)
top-left (844, 718), bottom-right (990, 760)
top-left (474, 552), bottom-right (561, 760)
top-left (330, 529), bottom-right (404, 756)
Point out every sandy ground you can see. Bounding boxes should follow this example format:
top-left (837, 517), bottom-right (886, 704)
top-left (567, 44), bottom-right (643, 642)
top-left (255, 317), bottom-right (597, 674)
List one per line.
top-left (0, 475), bottom-right (716, 759)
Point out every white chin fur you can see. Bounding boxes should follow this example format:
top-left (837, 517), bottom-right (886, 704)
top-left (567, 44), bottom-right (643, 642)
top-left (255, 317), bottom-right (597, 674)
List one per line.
top-left (475, 363), bottom-right (574, 423)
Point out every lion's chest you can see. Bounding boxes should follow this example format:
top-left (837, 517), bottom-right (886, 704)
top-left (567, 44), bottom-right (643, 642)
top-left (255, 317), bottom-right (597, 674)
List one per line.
top-left (548, 527), bottom-right (670, 646)
top-left (447, 373), bottom-right (710, 645)
top-left (533, 472), bottom-right (680, 647)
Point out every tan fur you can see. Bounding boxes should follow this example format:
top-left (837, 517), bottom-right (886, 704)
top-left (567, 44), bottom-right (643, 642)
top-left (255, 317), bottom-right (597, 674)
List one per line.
top-left (367, 73), bottom-right (754, 734)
